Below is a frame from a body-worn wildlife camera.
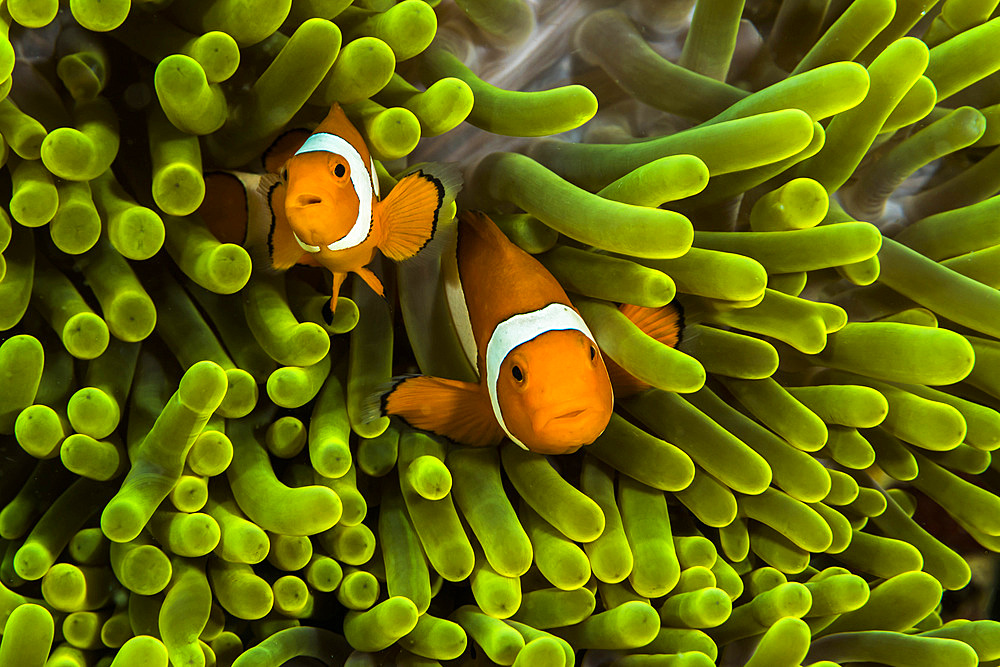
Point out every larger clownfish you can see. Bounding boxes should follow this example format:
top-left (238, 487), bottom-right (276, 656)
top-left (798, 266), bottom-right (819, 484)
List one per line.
top-left (377, 210), bottom-right (683, 456)
top-left (199, 104), bottom-right (461, 319)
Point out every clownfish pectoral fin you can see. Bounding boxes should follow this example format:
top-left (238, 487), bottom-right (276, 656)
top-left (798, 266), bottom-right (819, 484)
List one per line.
top-left (297, 254), bottom-right (322, 268)
top-left (255, 172), bottom-right (282, 200)
top-left (378, 376), bottom-right (505, 448)
top-left (262, 128), bottom-right (311, 173)
top-left (257, 176), bottom-right (308, 270)
top-left (377, 162), bottom-right (463, 262)
top-left (199, 171), bottom-right (250, 245)
top-left (607, 302), bottom-right (686, 398)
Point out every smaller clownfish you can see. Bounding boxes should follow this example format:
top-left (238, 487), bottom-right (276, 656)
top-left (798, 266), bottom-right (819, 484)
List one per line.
top-left (376, 210), bottom-right (683, 456)
top-left (199, 104), bottom-right (461, 320)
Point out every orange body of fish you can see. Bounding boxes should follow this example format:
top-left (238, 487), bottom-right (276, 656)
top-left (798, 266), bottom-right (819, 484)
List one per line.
top-left (379, 211), bottom-right (683, 455)
top-left (198, 104), bottom-right (461, 320)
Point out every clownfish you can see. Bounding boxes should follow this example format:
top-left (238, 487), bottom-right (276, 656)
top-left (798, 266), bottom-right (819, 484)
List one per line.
top-left (377, 210), bottom-right (683, 456)
top-left (198, 104), bottom-right (461, 319)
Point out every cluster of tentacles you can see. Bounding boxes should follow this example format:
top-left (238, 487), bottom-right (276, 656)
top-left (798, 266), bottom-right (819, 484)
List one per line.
top-left (3, 0), bottom-right (1000, 666)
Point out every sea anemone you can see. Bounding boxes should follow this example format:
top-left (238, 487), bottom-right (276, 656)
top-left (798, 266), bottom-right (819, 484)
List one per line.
top-left (3, 1), bottom-right (1000, 666)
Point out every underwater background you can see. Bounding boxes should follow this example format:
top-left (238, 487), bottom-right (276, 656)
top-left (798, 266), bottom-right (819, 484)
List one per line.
top-left (3, 0), bottom-right (1000, 665)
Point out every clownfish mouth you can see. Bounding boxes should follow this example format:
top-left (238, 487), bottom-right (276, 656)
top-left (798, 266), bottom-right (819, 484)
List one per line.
top-left (295, 194), bottom-right (323, 207)
top-left (539, 407), bottom-right (590, 430)
top-left (522, 402), bottom-right (612, 454)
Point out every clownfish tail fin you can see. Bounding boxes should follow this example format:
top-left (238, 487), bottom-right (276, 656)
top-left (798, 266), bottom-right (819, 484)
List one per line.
top-left (378, 162), bottom-right (463, 262)
top-left (373, 374), bottom-right (505, 448)
top-left (458, 209), bottom-right (506, 242)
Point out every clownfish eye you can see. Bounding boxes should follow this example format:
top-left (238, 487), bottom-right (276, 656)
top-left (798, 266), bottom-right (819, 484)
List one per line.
top-left (334, 163), bottom-right (346, 178)
top-left (590, 345), bottom-right (597, 361)
top-left (511, 365), bottom-right (524, 382)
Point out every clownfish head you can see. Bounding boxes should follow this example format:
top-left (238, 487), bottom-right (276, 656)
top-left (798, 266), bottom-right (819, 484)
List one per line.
top-left (492, 326), bottom-right (614, 456)
top-left (281, 106), bottom-right (379, 255)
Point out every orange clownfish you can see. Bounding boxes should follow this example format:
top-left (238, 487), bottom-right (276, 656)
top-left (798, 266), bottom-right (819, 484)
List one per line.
top-left (377, 211), bottom-right (683, 455)
top-left (199, 104), bottom-right (461, 320)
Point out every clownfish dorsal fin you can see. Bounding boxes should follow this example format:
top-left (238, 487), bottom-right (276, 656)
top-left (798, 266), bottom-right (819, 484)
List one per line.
top-left (262, 128), bottom-right (311, 173)
top-left (377, 162), bottom-right (463, 261)
top-left (439, 219), bottom-right (478, 373)
top-left (606, 302), bottom-right (686, 398)
top-left (380, 375), bottom-right (505, 447)
top-left (457, 209), bottom-right (515, 247)
top-left (620, 302), bottom-right (685, 348)
top-left (317, 103), bottom-right (368, 151)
